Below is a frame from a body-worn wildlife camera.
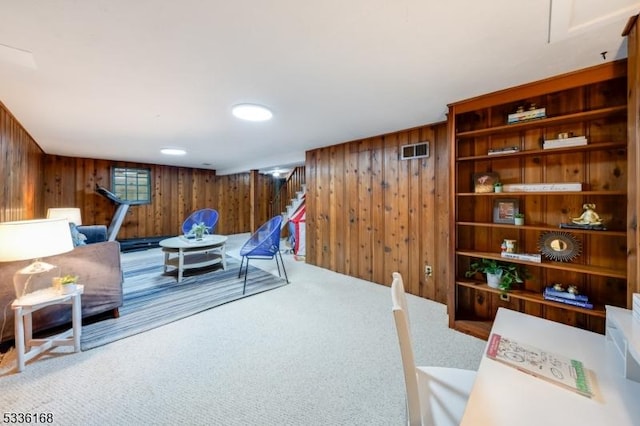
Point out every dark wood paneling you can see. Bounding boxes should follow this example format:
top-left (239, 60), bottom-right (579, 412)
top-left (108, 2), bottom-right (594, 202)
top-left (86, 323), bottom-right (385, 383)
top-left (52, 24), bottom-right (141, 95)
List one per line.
top-left (305, 123), bottom-right (450, 303)
top-left (0, 101), bottom-right (45, 221)
top-left (42, 156), bottom-right (273, 239)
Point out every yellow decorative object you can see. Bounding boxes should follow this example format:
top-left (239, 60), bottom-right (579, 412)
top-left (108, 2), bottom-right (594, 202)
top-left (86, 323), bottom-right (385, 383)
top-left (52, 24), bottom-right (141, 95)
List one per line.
top-left (572, 203), bottom-right (602, 226)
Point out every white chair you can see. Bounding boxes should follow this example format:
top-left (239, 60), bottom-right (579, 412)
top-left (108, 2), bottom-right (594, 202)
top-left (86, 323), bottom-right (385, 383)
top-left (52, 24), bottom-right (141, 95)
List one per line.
top-left (391, 272), bottom-right (476, 426)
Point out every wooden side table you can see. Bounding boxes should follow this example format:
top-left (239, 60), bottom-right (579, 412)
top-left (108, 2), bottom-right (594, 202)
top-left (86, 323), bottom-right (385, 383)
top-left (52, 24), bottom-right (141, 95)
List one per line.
top-left (11, 285), bottom-right (84, 372)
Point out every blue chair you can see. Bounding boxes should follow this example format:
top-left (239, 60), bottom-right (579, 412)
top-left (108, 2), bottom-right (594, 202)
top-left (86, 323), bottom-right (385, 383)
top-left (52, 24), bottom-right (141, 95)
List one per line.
top-left (238, 215), bottom-right (289, 294)
top-left (182, 208), bottom-right (219, 236)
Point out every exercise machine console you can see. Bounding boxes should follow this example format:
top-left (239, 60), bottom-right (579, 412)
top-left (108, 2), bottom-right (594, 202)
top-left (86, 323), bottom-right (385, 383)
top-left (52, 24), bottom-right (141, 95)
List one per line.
top-left (95, 185), bottom-right (145, 241)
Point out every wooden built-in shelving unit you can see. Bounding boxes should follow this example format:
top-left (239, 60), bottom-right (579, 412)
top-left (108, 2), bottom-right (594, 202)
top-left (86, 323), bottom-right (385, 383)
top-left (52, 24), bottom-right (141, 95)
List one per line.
top-left (447, 60), bottom-right (631, 339)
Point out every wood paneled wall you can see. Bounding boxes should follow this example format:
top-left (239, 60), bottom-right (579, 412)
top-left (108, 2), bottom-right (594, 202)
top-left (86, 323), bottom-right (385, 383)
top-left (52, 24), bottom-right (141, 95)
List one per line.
top-left (305, 123), bottom-right (450, 303)
top-left (43, 156), bottom-right (274, 239)
top-left (0, 101), bottom-right (45, 221)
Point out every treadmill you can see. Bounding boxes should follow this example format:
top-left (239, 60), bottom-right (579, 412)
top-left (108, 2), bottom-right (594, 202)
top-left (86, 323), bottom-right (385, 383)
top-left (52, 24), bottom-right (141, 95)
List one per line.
top-left (95, 185), bottom-right (145, 241)
top-left (96, 185), bottom-right (170, 252)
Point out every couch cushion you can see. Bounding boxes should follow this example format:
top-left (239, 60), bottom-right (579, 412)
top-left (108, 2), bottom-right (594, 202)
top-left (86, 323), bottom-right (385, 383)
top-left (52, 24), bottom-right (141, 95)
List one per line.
top-left (77, 225), bottom-right (108, 244)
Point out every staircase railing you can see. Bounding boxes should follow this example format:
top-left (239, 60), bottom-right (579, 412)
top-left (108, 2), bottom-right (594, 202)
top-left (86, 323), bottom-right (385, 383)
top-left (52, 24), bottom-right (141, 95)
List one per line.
top-left (270, 166), bottom-right (305, 219)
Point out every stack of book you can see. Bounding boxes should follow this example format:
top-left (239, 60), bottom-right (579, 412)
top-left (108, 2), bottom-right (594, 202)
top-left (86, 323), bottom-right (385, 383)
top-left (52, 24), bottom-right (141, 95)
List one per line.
top-left (543, 286), bottom-right (593, 309)
top-left (488, 146), bottom-right (520, 155)
top-left (502, 182), bottom-right (582, 192)
top-left (543, 136), bottom-right (588, 150)
top-left (500, 252), bottom-right (542, 263)
top-left (507, 107), bottom-right (546, 124)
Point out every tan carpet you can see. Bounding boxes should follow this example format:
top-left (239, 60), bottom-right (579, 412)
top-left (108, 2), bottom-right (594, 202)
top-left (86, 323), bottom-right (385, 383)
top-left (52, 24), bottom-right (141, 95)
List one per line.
top-left (0, 233), bottom-right (485, 425)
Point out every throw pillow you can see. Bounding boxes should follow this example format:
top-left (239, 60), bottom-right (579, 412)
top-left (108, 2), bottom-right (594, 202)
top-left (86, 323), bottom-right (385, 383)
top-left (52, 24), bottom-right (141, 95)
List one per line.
top-left (69, 222), bottom-right (87, 246)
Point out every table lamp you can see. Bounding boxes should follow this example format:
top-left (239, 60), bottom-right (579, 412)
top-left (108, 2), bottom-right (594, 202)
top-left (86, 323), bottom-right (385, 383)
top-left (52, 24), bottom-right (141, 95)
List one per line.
top-left (0, 218), bottom-right (74, 298)
top-left (46, 207), bottom-right (82, 225)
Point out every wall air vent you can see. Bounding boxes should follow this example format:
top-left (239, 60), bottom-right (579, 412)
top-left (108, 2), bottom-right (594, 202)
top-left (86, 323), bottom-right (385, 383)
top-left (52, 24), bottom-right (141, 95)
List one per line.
top-left (400, 141), bottom-right (430, 160)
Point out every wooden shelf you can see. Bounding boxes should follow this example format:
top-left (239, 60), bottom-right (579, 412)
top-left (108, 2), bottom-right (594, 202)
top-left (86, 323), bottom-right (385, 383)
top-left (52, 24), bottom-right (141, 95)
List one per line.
top-left (457, 190), bottom-right (625, 196)
top-left (449, 61), bottom-right (629, 339)
top-left (455, 105), bottom-right (627, 138)
top-left (450, 319), bottom-right (493, 340)
top-left (456, 221), bottom-right (626, 237)
top-left (457, 142), bottom-right (627, 161)
top-left (455, 279), bottom-right (606, 318)
top-left (456, 250), bottom-right (627, 279)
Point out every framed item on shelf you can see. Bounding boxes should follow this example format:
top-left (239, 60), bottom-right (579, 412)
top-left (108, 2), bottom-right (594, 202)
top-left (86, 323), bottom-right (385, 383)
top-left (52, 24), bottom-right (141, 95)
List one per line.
top-left (473, 172), bottom-right (500, 193)
top-left (493, 198), bottom-right (519, 224)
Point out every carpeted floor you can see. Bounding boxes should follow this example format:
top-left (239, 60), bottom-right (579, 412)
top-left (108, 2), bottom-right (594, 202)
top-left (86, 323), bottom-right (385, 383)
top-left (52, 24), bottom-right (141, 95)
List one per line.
top-left (81, 250), bottom-right (288, 350)
top-left (0, 234), bottom-right (486, 425)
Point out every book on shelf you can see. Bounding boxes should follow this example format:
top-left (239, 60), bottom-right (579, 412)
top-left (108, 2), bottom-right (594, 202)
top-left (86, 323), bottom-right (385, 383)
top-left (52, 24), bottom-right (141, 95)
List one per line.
top-left (543, 136), bottom-right (588, 150)
top-left (507, 107), bottom-right (546, 124)
top-left (543, 294), bottom-right (594, 309)
top-left (488, 146), bottom-right (520, 155)
top-left (502, 182), bottom-right (582, 192)
top-left (500, 252), bottom-right (542, 263)
top-left (543, 286), bottom-right (589, 302)
top-left (486, 333), bottom-right (594, 397)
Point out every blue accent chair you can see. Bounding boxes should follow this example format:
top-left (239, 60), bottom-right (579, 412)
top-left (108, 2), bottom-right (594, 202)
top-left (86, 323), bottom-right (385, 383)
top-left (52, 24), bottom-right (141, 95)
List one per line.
top-left (238, 215), bottom-right (289, 294)
top-left (181, 208), bottom-right (219, 236)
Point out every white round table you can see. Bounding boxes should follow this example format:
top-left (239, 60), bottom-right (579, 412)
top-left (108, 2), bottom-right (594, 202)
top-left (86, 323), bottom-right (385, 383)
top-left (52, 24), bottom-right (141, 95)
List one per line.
top-left (159, 234), bottom-right (228, 283)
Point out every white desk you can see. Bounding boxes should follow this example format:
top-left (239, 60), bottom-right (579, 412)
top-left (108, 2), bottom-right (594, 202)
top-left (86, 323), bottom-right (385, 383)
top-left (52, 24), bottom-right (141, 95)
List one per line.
top-left (461, 308), bottom-right (640, 425)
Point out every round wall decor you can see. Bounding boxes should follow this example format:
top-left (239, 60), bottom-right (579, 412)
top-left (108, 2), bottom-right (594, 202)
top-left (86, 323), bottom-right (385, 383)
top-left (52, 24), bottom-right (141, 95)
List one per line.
top-left (537, 231), bottom-right (582, 262)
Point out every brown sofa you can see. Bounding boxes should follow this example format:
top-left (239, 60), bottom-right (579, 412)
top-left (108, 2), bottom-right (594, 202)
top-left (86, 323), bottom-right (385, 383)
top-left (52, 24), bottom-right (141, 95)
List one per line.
top-left (0, 240), bottom-right (123, 344)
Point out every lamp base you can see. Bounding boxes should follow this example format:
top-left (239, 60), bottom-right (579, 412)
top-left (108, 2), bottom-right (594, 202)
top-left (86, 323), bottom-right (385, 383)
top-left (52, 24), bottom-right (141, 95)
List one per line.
top-left (13, 260), bottom-right (60, 299)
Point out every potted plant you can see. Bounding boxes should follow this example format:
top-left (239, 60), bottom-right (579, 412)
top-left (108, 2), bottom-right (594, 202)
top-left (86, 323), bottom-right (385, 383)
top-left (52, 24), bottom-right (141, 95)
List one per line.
top-left (59, 274), bottom-right (79, 294)
top-left (190, 222), bottom-right (208, 240)
top-left (493, 181), bottom-right (503, 193)
top-left (465, 258), bottom-right (525, 292)
top-left (514, 213), bottom-right (525, 226)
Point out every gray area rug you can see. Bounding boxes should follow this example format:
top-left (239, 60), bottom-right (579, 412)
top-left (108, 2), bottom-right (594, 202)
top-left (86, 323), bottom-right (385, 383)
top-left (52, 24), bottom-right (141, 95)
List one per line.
top-left (81, 252), bottom-right (288, 350)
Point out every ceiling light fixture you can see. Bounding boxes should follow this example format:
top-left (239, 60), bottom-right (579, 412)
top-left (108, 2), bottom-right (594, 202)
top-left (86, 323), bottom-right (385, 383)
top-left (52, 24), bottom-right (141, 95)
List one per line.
top-left (161, 148), bottom-right (186, 156)
top-left (232, 104), bottom-right (273, 121)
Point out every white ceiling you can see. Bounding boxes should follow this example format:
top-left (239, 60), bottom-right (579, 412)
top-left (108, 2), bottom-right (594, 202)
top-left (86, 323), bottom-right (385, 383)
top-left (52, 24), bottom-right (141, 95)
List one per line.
top-left (0, 1), bottom-right (637, 175)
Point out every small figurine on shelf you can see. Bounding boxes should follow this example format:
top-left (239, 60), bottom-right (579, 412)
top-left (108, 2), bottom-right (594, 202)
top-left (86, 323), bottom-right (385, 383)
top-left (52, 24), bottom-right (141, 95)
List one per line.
top-left (572, 203), bottom-right (602, 226)
top-left (560, 203), bottom-right (606, 230)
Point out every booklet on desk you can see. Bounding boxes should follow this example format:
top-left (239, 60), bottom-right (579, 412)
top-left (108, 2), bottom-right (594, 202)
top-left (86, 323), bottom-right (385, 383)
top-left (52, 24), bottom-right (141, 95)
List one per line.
top-left (486, 333), bottom-right (593, 397)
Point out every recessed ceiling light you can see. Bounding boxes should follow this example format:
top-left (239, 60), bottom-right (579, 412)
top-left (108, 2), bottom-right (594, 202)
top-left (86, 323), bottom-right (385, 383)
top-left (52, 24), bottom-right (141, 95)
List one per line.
top-left (232, 104), bottom-right (273, 121)
top-left (161, 148), bottom-right (186, 156)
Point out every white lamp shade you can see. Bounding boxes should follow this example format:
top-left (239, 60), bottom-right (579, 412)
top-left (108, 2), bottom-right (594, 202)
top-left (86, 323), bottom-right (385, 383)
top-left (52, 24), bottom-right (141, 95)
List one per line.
top-left (0, 218), bottom-right (74, 262)
top-left (47, 207), bottom-right (82, 225)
